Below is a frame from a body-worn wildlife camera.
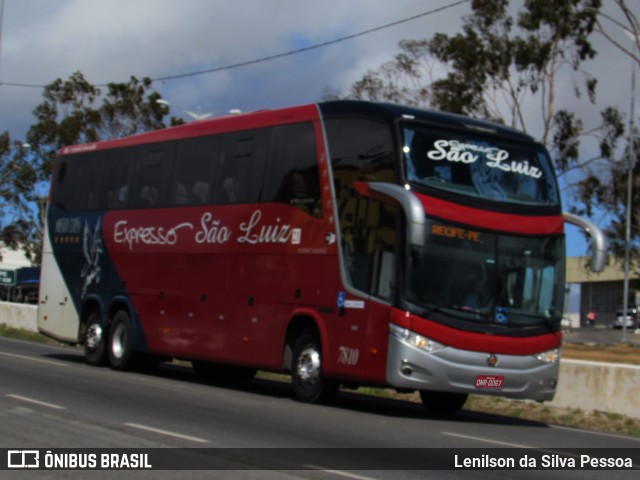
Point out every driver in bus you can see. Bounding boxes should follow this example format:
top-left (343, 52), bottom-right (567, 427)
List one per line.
top-left (461, 269), bottom-right (489, 311)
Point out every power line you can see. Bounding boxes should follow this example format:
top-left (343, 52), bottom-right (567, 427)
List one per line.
top-left (151, 0), bottom-right (470, 84)
top-left (0, 0), bottom-right (470, 89)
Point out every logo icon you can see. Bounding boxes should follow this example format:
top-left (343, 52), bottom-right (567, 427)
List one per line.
top-left (337, 291), bottom-right (346, 309)
top-left (486, 354), bottom-right (499, 367)
top-left (291, 228), bottom-right (301, 245)
top-left (325, 232), bottom-right (336, 245)
top-left (8, 450), bottom-right (40, 468)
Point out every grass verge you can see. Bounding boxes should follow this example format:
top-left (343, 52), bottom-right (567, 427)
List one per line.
top-left (0, 324), bottom-right (52, 343)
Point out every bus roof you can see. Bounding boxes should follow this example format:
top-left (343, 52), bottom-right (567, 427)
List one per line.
top-left (58, 103), bottom-right (321, 155)
top-left (318, 100), bottom-right (536, 143)
top-left (58, 100), bottom-right (535, 156)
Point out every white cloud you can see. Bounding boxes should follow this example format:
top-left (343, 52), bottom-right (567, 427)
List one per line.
top-left (1, 0), bottom-right (636, 257)
top-left (0, 4), bottom-right (635, 176)
top-left (1, 0), bottom-right (470, 137)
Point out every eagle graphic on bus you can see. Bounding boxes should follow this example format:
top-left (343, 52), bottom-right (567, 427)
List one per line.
top-left (80, 219), bottom-right (103, 299)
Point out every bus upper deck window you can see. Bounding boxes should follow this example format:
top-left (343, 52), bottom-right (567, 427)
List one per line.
top-left (57, 161), bottom-right (67, 184)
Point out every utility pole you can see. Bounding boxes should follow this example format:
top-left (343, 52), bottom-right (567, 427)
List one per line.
top-left (622, 31), bottom-right (638, 343)
top-left (0, 0), bottom-right (5, 83)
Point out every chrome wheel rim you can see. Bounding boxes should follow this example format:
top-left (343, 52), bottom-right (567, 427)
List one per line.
top-left (296, 346), bottom-right (320, 386)
top-left (86, 323), bottom-right (103, 351)
top-left (111, 323), bottom-right (127, 359)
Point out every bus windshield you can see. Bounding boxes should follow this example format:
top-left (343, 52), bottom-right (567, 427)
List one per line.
top-left (406, 218), bottom-right (566, 328)
top-left (402, 123), bottom-right (559, 207)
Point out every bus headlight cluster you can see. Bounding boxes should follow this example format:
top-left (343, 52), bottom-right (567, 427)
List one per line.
top-left (389, 323), bottom-right (445, 353)
top-left (534, 348), bottom-right (561, 364)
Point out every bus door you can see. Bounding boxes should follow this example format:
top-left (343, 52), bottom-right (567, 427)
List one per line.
top-left (323, 115), bottom-right (398, 383)
top-left (331, 198), bottom-right (398, 384)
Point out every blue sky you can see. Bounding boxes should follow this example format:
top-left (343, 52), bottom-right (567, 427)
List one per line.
top-left (1, 0), bottom-right (637, 259)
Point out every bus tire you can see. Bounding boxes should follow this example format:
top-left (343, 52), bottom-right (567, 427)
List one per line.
top-left (84, 310), bottom-right (107, 366)
top-left (419, 390), bottom-right (467, 416)
top-left (107, 310), bottom-right (138, 371)
top-left (291, 332), bottom-right (337, 404)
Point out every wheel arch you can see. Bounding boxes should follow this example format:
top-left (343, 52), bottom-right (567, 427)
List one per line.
top-left (107, 297), bottom-right (148, 353)
top-left (282, 308), bottom-right (330, 372)
top-left (108, 297), bottom-right (132, 324)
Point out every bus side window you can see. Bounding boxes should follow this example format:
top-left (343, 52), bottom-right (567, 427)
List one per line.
top-left (130, 147), bottom-right (174, 209)
top-left (262, 122), bottom-right (322, 218)
top-left (52, 153), bottom-right (105, 212)
top-left (139, 185), bottom-right (159, 206)
top-left (192, 181), bottom-right (209, 203)
top-left (169, 137), bottom-right (218, 206)
top-left (52, 160), bottom-right (70, 210)
top-left (174, 183), bottom-right (189, 205)
top-left (70, 152), bottom-right (105, 211)
top-left (213, 129), bottom-right (270, 205)
top-left (101, 148), bottom-right (135, 210)
top-left (325, 118), bottom-right (398, 298)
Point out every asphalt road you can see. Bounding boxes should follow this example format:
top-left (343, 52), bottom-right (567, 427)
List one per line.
top-left (1, 336), bottom-right (639, 479)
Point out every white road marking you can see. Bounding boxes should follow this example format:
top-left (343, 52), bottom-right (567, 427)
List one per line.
top-left (305, 466), bottom-right (376, 480)
top-left (7, 394), bottom-right (66, 410)
top-left (124, 422), bottom-right (209, 443)
top-left (0, 351), bottom-right (69, 367)
top-left (550, 424), bottom-right (640, 442)
top-left (442, 431), bottom-right (531, 448)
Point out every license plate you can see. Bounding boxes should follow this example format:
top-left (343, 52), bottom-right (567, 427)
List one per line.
top-left (475, 375), bottom-right (505, 389)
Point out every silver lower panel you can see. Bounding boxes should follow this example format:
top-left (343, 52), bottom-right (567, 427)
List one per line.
top-left (386, 334), bottom-right (558, 401)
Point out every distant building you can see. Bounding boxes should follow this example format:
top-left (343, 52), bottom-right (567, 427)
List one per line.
top-left (0, 244), bottom-right (38, 303)
top-left (0, 243), bottom-right (32, 270)
top-left (566, 256), bottom-right (640, 327)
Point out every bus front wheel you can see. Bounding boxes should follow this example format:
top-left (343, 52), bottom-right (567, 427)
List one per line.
top-left (291, 333), bottom-right (337, 404)
top-left (107, 310), bottom-right (138, 371)
top-left (419, 390), bottom-right (468, 416)
top-left (84, 310), bottom-right (107, 366)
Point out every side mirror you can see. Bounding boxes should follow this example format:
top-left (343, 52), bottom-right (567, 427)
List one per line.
top-left (354, 182), bottom-right (426, 247)
top-left (563, 212), bottom-right (608, 273)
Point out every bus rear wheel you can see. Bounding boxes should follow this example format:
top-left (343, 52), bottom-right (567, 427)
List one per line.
top-left (108, 310), bottom-right (138, 371)
top-left (291, 333), bottom-right (337, 404)
top-left (84, 310), bottom-right (107, 366)
top-left (419, 390), bottom-right (468, 416)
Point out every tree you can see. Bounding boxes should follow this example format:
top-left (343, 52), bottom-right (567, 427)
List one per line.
top-left (578, 0), bottom-right (640, 270)
top-left (332, 0), bottom-right (638, 271)
top-left (594, 0), bottom-right (640, 68)
top-left (337, 0), bottom-right (604, 153)
top-left (27, 71), bottom-right (171, 180)
top-left (338, 39), bottom-right (435, 107)
top-left (0, 133), bottom-right (40, 262)
top-left (0, 71), bottom-right (178, 264)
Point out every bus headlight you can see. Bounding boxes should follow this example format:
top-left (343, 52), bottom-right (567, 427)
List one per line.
top-left (534, 348), bottom-right (561, 364)
top-left (389, 323), bottom-right (445, 353)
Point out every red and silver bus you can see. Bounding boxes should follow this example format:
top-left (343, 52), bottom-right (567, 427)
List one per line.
top-left (38, 101), bottom-right (606, 414)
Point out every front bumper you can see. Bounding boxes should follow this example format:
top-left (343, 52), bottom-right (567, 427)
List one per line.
top-left (386, 326), bottom-right (559, 401)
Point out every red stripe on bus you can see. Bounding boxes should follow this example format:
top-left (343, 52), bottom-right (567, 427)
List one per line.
top-left (417, 194), bottom-right (564, 235)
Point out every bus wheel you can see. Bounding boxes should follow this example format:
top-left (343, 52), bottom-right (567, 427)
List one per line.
top-left (108, 310), bottom-right (138, 371)
top-left (84, 310), bottom-right (107, 366)
top-left (419, 390), bottom-right (468, 416)
top-left (291, 333), bottom-right (337, 404)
